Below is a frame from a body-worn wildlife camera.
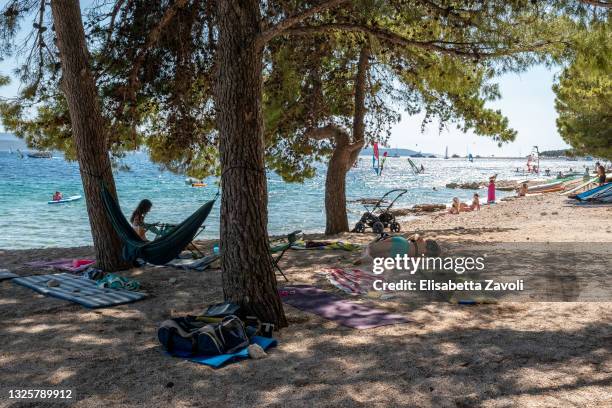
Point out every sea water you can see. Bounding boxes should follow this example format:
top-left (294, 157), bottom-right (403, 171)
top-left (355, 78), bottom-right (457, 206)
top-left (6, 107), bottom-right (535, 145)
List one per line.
top-left (0, 149), bottom-right (592, 249)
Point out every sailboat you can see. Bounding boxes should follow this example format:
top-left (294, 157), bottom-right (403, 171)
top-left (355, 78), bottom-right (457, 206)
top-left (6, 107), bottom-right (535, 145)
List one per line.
top-left (444, 146), bottom-right (449, 159)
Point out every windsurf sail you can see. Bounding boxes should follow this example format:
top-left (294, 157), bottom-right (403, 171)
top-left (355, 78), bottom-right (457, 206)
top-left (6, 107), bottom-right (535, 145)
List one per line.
top-left (527, 146), bottom-right (540, 173)
top-left (372, 142), bottom-right (380, 175)
top-left (407, 157), bottom-right (420, 174)
top-left (379, 151), bottom-right (388, 176)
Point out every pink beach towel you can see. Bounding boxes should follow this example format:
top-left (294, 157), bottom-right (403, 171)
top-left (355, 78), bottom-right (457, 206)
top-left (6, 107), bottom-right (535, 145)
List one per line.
top-left (25, 258), bottom-right (95, 273)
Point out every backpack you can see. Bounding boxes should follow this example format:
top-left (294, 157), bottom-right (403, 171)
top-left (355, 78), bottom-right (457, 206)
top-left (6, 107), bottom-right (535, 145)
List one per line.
top-left (158, 315), bottom-right (249, 356)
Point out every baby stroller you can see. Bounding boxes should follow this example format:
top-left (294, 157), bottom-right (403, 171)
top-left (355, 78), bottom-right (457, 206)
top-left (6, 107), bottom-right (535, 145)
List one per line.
top-left (353, 189), bottom-right (407, 234)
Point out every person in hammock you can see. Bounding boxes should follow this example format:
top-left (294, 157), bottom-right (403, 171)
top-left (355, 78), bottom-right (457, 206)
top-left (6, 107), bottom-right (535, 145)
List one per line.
top-left (130, 199), bottom-right (153, 240)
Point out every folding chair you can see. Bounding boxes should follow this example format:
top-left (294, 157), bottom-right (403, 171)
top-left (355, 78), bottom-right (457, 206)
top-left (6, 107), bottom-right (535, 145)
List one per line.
top-left (270, 230), bottom-right (302, 281)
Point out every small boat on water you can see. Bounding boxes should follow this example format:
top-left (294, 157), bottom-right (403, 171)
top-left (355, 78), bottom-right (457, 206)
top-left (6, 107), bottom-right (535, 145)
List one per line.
top-left (27, 151), bottom-right (52, 159)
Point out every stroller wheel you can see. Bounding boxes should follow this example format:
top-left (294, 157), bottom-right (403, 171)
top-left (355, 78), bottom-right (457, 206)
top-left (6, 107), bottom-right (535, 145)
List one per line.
top-left (372, 221), bottom-right (384, 234)
top-left (390, 222), bottom-right (401, 232)
top-left (354, 222), bottom-right (366, 233)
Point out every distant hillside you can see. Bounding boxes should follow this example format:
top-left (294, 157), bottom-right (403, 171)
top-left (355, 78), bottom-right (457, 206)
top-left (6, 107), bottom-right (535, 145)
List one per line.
top-left (361, 147), bottom-right (436, 157)
top-left (0, 132), bottom-right (27, 151)
top-left (540, 149), bottom-right (574, 157)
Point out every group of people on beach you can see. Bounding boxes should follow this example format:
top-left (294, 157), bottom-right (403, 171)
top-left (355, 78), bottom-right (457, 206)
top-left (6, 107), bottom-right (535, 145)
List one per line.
top-left (122, 162), bottom-right (609, 240)
top-left (448, 176), bottom-right (497, 214)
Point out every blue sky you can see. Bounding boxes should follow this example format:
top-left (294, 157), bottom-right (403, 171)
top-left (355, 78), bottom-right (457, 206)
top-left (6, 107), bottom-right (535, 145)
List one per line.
top-left (388, 65), bottom-right (568, 157)
top-left (0, 19), bottom-right (569, 158)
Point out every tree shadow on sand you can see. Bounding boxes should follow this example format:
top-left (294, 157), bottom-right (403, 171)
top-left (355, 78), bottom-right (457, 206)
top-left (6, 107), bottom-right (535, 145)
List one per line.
top-left (1, 273), bottom-right (611, 407)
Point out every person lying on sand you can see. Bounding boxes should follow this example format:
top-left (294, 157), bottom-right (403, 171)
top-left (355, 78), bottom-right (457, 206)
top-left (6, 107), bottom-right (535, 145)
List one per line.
top-left (130, 199), bottom-right (153, 240)
top-left (448, 197), bottom-right (472, 214)
top-left (355, 234), bottom-right (441, 266)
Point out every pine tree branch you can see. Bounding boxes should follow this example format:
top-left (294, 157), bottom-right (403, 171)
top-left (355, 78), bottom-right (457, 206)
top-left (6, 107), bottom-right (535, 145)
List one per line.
top-left (257, 0), bottom-right (349, 48)
top-left (282, 23), bottom-right (558, 58)
top-left (579, 0), bottom-right (612, 8)
top-left (125, 0), bottom-right (190, 102)
top-left (305, 124), bottom-right (350, 147)
top-left (106, 0), bottom-right (128, 46)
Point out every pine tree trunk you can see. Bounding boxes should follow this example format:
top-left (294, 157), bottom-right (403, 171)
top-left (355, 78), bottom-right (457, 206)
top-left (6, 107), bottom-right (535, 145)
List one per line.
top-left (325, 146), bottom-right (352, 234)
top-left (324, 45), bottom-right (369, 235)
top-left (51, 0), bottom-right (127, 271)
top-left (215, 1), bottom-right (287, 328)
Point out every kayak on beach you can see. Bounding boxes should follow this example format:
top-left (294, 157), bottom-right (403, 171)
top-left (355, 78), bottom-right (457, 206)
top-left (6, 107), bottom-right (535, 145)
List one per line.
top-left (48, 195), bottom-right (82, 204)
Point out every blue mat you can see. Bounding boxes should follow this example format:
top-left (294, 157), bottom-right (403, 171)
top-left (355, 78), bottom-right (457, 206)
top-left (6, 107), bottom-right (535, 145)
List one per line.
top-left (169, 336), bottom-right (278, 368)
top-left (12, 273), bottom-right (146, 308)
top-left (0, 269), bottom-right (18, 281)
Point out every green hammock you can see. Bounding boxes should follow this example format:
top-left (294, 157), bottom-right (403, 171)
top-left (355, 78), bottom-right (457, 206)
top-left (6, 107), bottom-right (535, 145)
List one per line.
top-left (101, 185), bottom-right (216, 265)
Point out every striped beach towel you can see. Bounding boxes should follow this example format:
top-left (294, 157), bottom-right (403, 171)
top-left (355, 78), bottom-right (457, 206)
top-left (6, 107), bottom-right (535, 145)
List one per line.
top-left (322, 268), bottom-right (379, 295)
top-left (13, 273), bottom-right (146, 308)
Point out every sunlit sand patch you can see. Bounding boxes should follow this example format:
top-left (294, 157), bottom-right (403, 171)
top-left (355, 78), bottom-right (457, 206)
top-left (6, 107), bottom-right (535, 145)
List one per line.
top-left (69, 334), bottom-right (114, 345)
top-left (92, 308), bottom-right (145, 319)
top-left (6, 323), bottom-right (71, 334)
top-left (48, 367), bottom-right (76, 384)
top-left (437, 341), bottom-right (463, 356)
top-left (0, 298), bottom-right (18, 305)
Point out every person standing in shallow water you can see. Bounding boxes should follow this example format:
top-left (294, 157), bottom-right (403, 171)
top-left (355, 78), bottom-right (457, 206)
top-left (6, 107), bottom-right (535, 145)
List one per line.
top-left (487, 176), bottom-right (496, 204)
top-left (130, 199), bottom-right (153, 240)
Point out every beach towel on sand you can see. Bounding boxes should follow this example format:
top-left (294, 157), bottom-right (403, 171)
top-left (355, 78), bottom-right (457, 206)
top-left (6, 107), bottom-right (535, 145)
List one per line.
top-left (322, 268), bottom-right (378, 295)
top-left (280, 285), bottom-right (408, 329)
top-left (0, 269), bottom-right (18, 281)
top-left (166, 254), bottom-right (219, 271)
top-left (291, 240), bottom-right (361, 251)
top-left (167, 336), bottom-right (278, 368)
top-left (13, 273), bottom-right (145, 308)
top-left (25, 258), bottom-right (95, 273)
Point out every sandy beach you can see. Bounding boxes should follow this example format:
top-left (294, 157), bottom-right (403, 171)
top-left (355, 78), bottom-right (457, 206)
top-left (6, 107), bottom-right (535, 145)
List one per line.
top-left (1, 192), bottom-right (610, 407)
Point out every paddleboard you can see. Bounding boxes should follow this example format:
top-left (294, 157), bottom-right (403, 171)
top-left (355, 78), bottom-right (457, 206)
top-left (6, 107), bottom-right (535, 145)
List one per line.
top-left (576, 183), bottom-right (611, 201)
top-left (48, 195), bottom-right (82, 204)
top-left (534, 185), bottom-right (565, 194)
top-left (561, 177), bottom-right (598, 195)
top-left (528, 176), bottom-right (579, 193)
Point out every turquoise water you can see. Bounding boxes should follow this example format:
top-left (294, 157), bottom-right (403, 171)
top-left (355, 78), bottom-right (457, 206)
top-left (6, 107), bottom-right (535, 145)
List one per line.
top-left (0, 150), bottom-right (591, 249)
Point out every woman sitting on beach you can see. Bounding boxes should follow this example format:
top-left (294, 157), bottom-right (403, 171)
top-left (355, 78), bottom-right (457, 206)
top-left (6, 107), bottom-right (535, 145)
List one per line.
top-left (597, 165), bottom-right (607, 186)
top-left (517, 182), bottom-right (528, 197)
top-left (130, 199), bottom-right (153, 240)
top-left (470, 193), bottom-right (481, 211)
